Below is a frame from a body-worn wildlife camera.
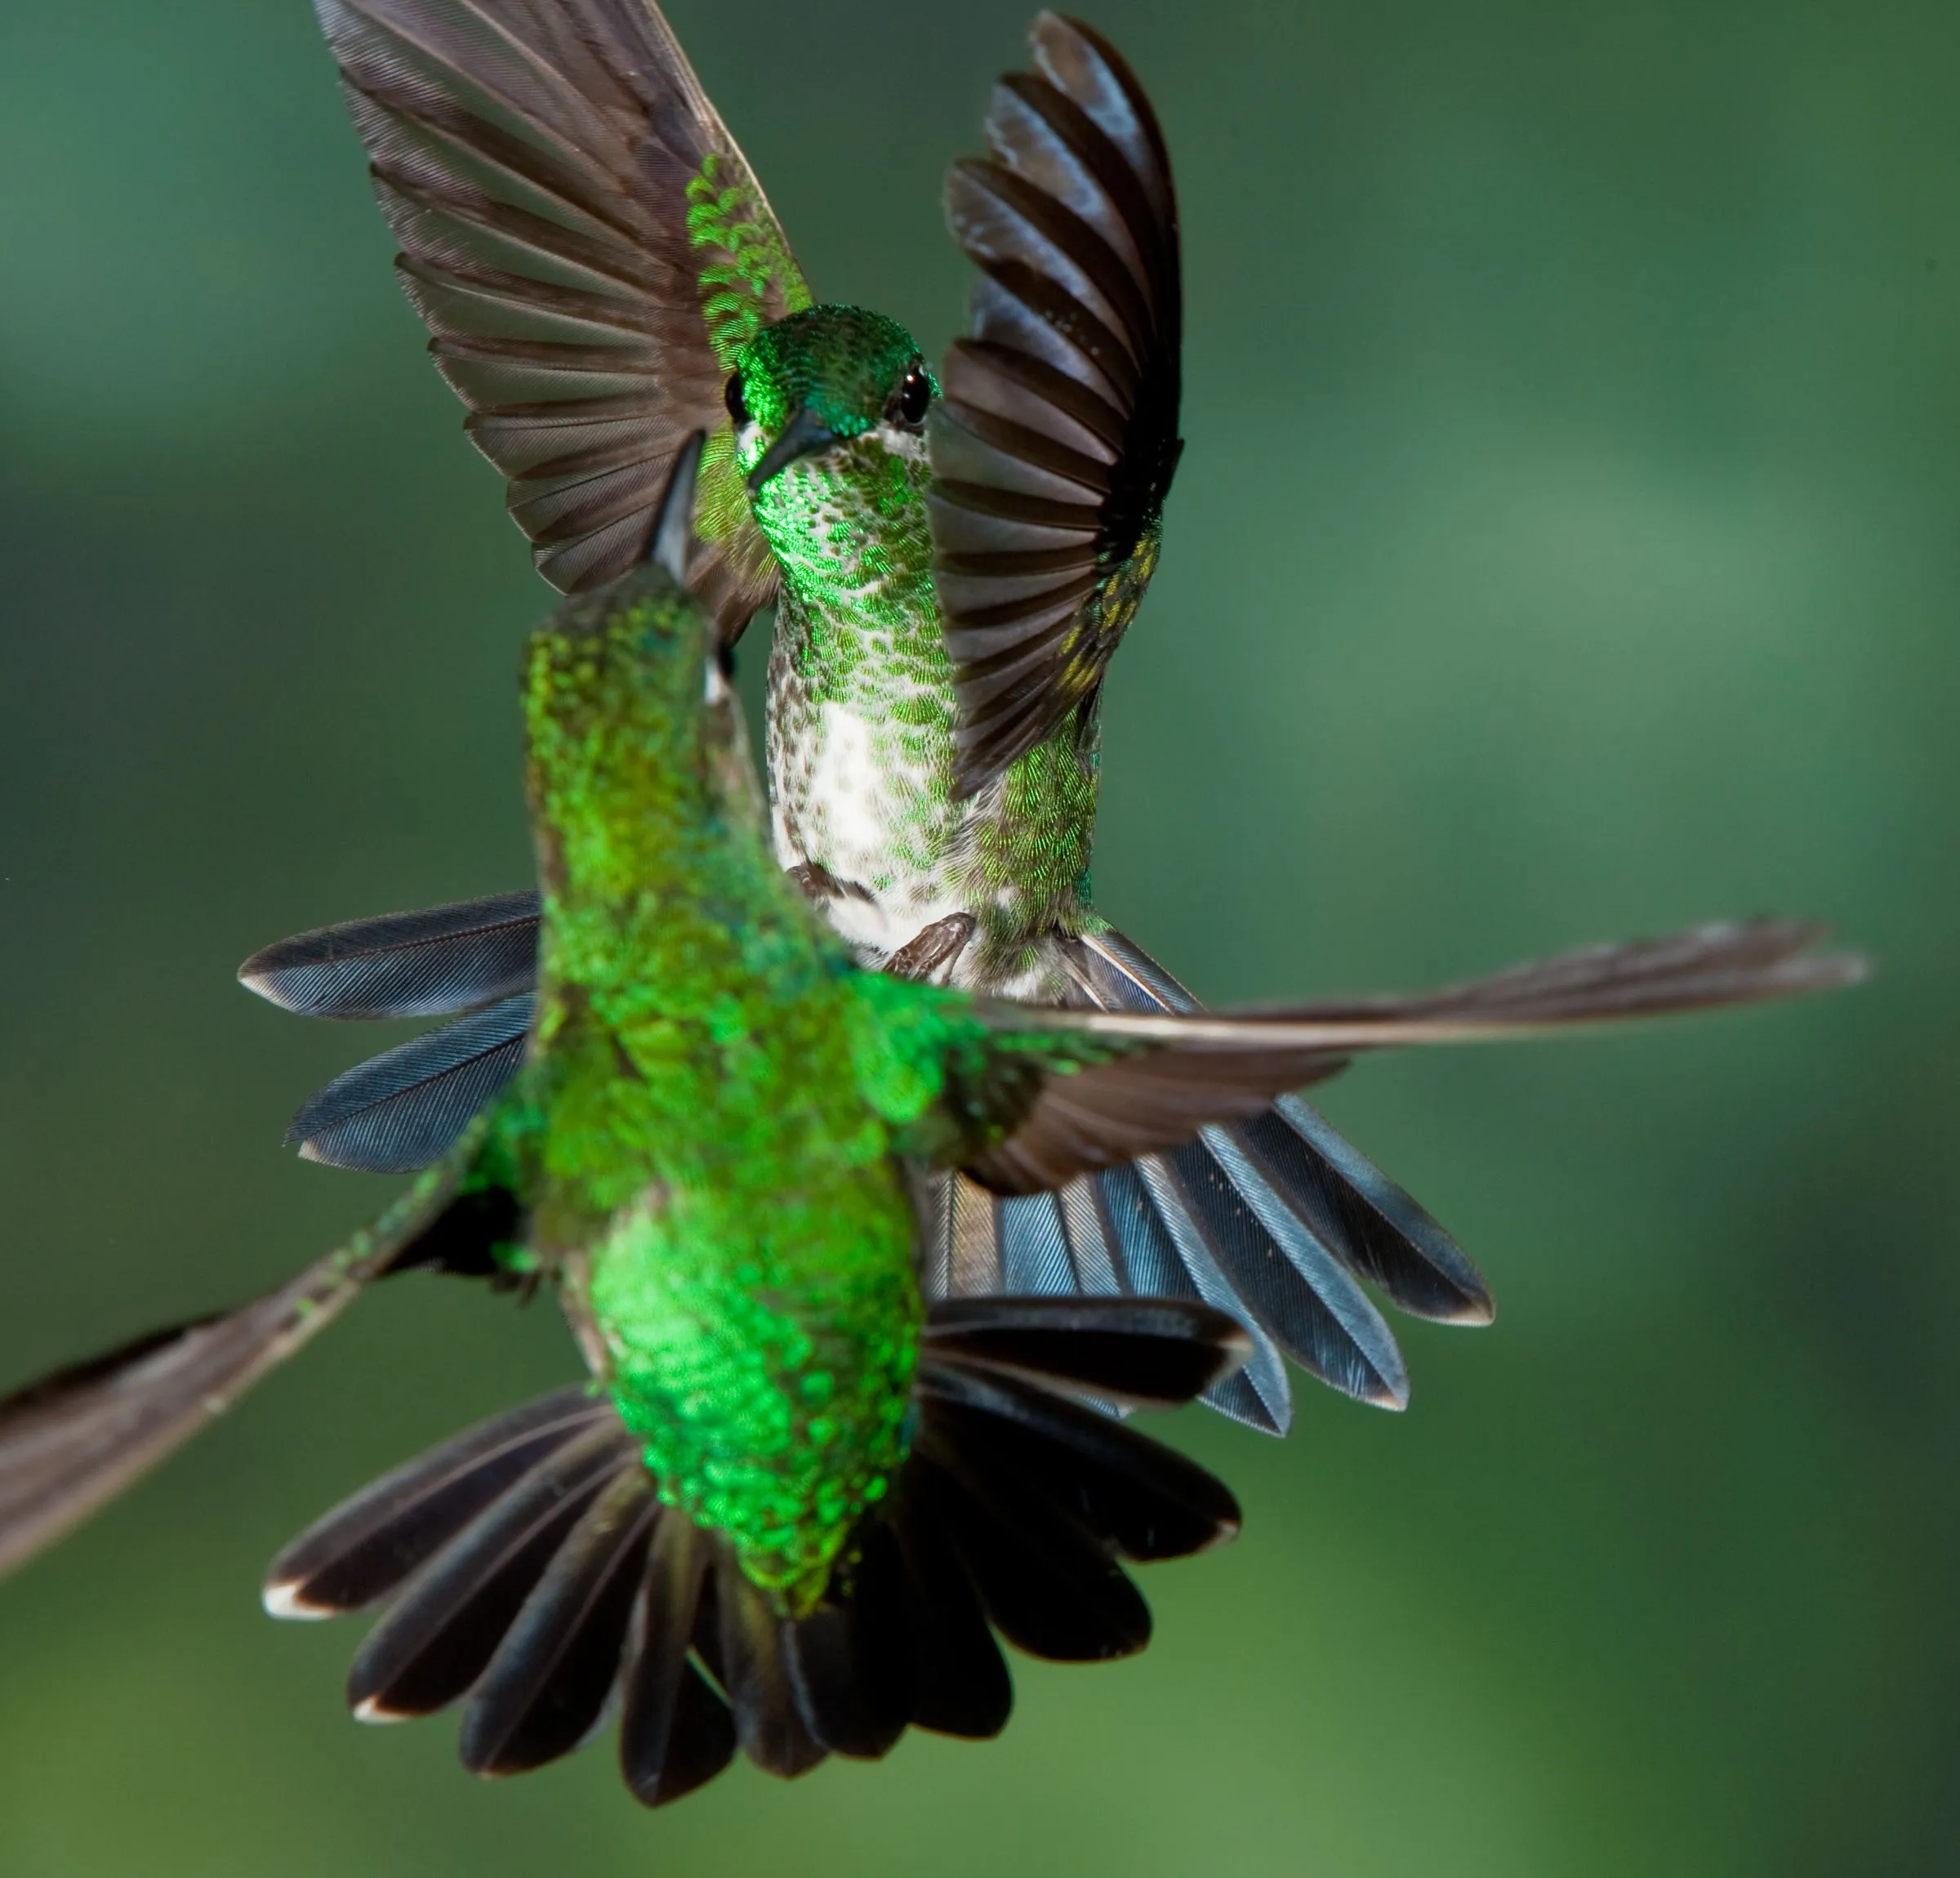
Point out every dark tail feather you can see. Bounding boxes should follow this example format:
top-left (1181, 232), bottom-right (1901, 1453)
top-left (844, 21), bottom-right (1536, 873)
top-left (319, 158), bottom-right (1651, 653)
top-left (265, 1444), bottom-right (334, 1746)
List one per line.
top-left (343, 1421), bottom-right (642, 1722)
top-left (618, 1514), bottom-right (735, 1804)
top-left (287, 994), bottom-right (532, 1172)
top-left (459, 1469), bottom-right (661, 1776)
top-left (921, 1163), bottom-right (1298, 1433)
top-left (265, 1296), bottom-right (1245, 1804)
top-left (263, 1389), bottom-right (613, 1617)
top-left (238, 891), bottom-right (541, 1019)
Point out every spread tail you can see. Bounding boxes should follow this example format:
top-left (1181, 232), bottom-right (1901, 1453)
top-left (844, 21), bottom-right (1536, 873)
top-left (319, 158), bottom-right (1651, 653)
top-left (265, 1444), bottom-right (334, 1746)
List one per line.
top-left (247, 904), bottom-right (1858, 1433)
top-left (921, 925), bottom-right (1502, 1431)
top-left (263, 1296), bottom-right (1247, 1804)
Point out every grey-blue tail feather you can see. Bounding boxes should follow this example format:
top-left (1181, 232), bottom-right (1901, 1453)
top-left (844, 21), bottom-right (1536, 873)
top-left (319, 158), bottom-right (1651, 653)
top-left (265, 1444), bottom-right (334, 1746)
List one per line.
top-left (250, 899), bottom-right (1489, 1430)
top-left (919, 926), bottom-right (1493, 1432)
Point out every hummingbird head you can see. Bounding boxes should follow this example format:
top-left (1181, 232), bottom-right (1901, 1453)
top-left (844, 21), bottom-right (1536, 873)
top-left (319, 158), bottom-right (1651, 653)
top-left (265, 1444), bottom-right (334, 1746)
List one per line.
top-left (728, 305), bottom-right (936, 499)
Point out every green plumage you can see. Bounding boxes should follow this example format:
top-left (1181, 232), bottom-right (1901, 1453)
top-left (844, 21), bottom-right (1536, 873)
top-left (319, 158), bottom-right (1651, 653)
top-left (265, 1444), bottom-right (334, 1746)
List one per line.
top-left (510, 573), bottom-right (922, 1608)
top-left (503, 567), bottom-right (1127, 1610)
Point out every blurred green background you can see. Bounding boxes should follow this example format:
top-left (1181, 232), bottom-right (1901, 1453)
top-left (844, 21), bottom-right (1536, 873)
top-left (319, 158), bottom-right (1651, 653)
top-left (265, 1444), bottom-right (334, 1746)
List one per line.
top-left (1, 0), bottom-right (1953, 1871)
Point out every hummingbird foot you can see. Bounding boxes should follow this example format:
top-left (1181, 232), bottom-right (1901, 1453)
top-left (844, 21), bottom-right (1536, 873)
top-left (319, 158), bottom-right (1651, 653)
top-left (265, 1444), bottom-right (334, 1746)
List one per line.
top-left (882, 913), bottom-right (976, 984)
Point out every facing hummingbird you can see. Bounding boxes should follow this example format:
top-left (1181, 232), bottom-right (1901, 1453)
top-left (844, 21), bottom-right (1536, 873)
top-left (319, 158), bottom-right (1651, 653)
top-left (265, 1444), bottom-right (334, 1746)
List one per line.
top-left (249, 1), bottom-right (1855, 1432)
top-left (0, 449), bottom-right (1860, 1800)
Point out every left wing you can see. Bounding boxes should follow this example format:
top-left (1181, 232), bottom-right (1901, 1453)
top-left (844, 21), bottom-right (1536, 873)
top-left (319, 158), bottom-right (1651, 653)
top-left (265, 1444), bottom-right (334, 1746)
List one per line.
top-left (959, 921), bottom-right (1866, 1193)
top-left (314, 0), bottom-right (809, 630)
top-left (929, 13), bottom-right (1183, 796)
top-left (0, 1129), bottom-right (490, 1581)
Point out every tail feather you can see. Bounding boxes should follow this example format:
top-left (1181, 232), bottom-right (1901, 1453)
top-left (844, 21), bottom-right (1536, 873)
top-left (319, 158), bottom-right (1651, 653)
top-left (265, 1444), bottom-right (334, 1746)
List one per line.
top-left (1097, 1162), bottom-right (1295, 1432)
top-left (924, 1294), bottom-right (1254, 1406)
top-left (287, 994), bottom-right (533, 1173)
top-left (617, 1516), bottom-right (734, 1805)
top-left (997, 1190), bottom-right (1076, 1294)
top-left (460, 1468), bottom-right (660, 1777)
top-left (918, 1362), bottom-right (1239, 1561)
top-left (238, 891), bottom-right (541, 1020)
top-left (889, 1500), bottom-right (1012, 1739)
top-left (1249, 1098), bottom-right (1493, 1323)
top-left (345, 1421), bottom-right (639, 1722)
top-left (783, 1523), bottom-right (912, 1759)
top-left (909, 1444), bottom-right (1152, 1662)
top-left (715, 1565), bottom-right (828, 1776)
top-left (265, 1296), bottom-right (1245, 1804)
top-left (265, 1388), bottom-right (609, 1617)
top-left (1154, 1134), bottom-right (1409, 1409)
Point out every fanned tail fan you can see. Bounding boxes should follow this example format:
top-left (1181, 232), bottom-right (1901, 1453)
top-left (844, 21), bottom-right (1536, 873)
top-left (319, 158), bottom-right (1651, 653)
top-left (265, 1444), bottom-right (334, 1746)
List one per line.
top-left (263, 1296), bottom-right (1246, 1801)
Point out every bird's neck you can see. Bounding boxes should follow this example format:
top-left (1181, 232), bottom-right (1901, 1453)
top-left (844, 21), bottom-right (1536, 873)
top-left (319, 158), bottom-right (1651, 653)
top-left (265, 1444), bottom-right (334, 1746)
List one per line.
top-left (753, 435), bottom-right (947, 697)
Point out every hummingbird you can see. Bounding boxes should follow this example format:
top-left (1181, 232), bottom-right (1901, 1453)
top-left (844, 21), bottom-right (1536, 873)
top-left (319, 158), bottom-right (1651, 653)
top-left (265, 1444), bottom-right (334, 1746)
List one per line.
top-left (247, 1), bottom-right (1854, 1430)
top-left (0, 449), bottom-right (1860, 1799)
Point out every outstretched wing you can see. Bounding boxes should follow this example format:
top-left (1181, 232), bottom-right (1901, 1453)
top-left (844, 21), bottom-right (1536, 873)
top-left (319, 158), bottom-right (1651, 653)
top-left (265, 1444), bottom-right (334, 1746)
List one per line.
top-left (929, 11), bottom-right (1183, 797)
top-left (314, 0), bottom-right (809, 628)
top-left (962, 921), bottom-right (1866, 1193)
top-left (0, 1129), bottom-right (492, 1581)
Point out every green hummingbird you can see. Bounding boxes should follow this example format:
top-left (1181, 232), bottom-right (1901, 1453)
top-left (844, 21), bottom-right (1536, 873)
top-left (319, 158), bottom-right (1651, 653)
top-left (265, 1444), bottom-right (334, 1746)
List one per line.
top-left (246, 1), bottom-right (1852, 1430)
top-left (0, 449), bottom-right (1860, 1798)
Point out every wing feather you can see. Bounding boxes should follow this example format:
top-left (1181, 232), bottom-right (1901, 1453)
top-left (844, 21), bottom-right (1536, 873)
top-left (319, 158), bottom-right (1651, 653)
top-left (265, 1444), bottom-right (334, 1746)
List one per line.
top-left (314, 0), bottom-right (809, 627)
top-left (929, 15), bottom-right (1183, 795)
top-left (964, 921), bottom-right (1866, 1193)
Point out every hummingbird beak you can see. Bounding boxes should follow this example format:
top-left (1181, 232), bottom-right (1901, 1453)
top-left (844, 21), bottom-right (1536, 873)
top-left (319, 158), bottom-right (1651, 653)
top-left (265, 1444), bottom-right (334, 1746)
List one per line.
top-left (746, 405), bottom-right (844, 493)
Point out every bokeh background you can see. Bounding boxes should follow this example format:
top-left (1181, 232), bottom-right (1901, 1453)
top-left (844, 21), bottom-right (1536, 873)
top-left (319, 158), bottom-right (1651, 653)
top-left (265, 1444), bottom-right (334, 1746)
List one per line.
top-left (1, 1), bottom-right (1953, 1871)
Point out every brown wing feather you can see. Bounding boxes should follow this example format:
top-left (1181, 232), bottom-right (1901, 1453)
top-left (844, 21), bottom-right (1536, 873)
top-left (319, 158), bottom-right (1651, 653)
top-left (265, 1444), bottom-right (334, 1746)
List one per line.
top-left (314, 0), bottom-right (808, 629)
top-left (0, 1153), bottom-right (470, 1580)
top-left (929, 13), bottom-right (1183, 797)
top-left (964, 921), bottom-right (1867, 1194)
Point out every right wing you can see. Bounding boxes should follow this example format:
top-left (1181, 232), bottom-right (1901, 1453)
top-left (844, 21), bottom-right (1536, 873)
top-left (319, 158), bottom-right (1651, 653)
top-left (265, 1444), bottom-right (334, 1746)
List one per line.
top-left (314, 0), bottom-right (810, 629)
top-left (929, 13), bottom-right (1183, 796)
top-left (962, 921), bottom-right (1866, 1193)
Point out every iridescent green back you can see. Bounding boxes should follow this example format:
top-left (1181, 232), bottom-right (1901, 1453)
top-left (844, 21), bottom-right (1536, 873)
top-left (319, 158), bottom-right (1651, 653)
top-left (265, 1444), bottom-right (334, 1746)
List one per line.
top-left (520, 570), bottom-right (924, 1610)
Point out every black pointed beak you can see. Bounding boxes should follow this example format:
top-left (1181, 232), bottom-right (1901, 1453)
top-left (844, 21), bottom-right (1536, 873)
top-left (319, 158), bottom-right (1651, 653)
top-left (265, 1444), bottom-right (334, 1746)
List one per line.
top-left (746, 405), bottom-right (844, 493)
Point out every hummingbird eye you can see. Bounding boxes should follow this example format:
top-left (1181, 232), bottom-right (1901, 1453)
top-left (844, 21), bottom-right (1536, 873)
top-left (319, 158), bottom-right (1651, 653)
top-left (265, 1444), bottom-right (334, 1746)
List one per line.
top-left (724, 372), bottom-right (749, 426)
top-left (889, 364), bottom-right (932, 430)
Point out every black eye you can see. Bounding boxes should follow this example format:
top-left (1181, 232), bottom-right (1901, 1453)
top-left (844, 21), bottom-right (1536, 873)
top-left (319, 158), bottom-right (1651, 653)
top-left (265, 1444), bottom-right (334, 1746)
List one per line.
top-left (724, 372), bottom-right (748, 424)
top-left (889, 364), bottom-right (932, 429)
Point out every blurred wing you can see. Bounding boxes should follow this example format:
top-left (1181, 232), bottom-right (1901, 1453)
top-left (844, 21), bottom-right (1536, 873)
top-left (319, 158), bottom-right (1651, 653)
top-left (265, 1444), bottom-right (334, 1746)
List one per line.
top-left (0, 1148), bottom-right (475, 1581)
top-left (929, 13), bottom-right (1183, 796)
top-left (964, 921), bottom-right (1866, 1193)
top-left (315, 0), bottom-right (810, 628)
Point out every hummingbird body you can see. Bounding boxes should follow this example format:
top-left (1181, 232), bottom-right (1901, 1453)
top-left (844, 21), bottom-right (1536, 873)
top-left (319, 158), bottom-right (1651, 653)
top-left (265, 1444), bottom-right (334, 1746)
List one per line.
top-left (516, 573), bottom-right (925, 1607)
top-left (755, 405), bottom-right (1098, 997)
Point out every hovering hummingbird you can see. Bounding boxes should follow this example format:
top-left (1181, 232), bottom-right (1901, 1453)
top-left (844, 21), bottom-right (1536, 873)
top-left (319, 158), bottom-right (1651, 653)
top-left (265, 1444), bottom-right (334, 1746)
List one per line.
top-left (247, 1), bottom-right (1851, 1430)
top-left (0, 453), bottom-right (1859, 1798)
